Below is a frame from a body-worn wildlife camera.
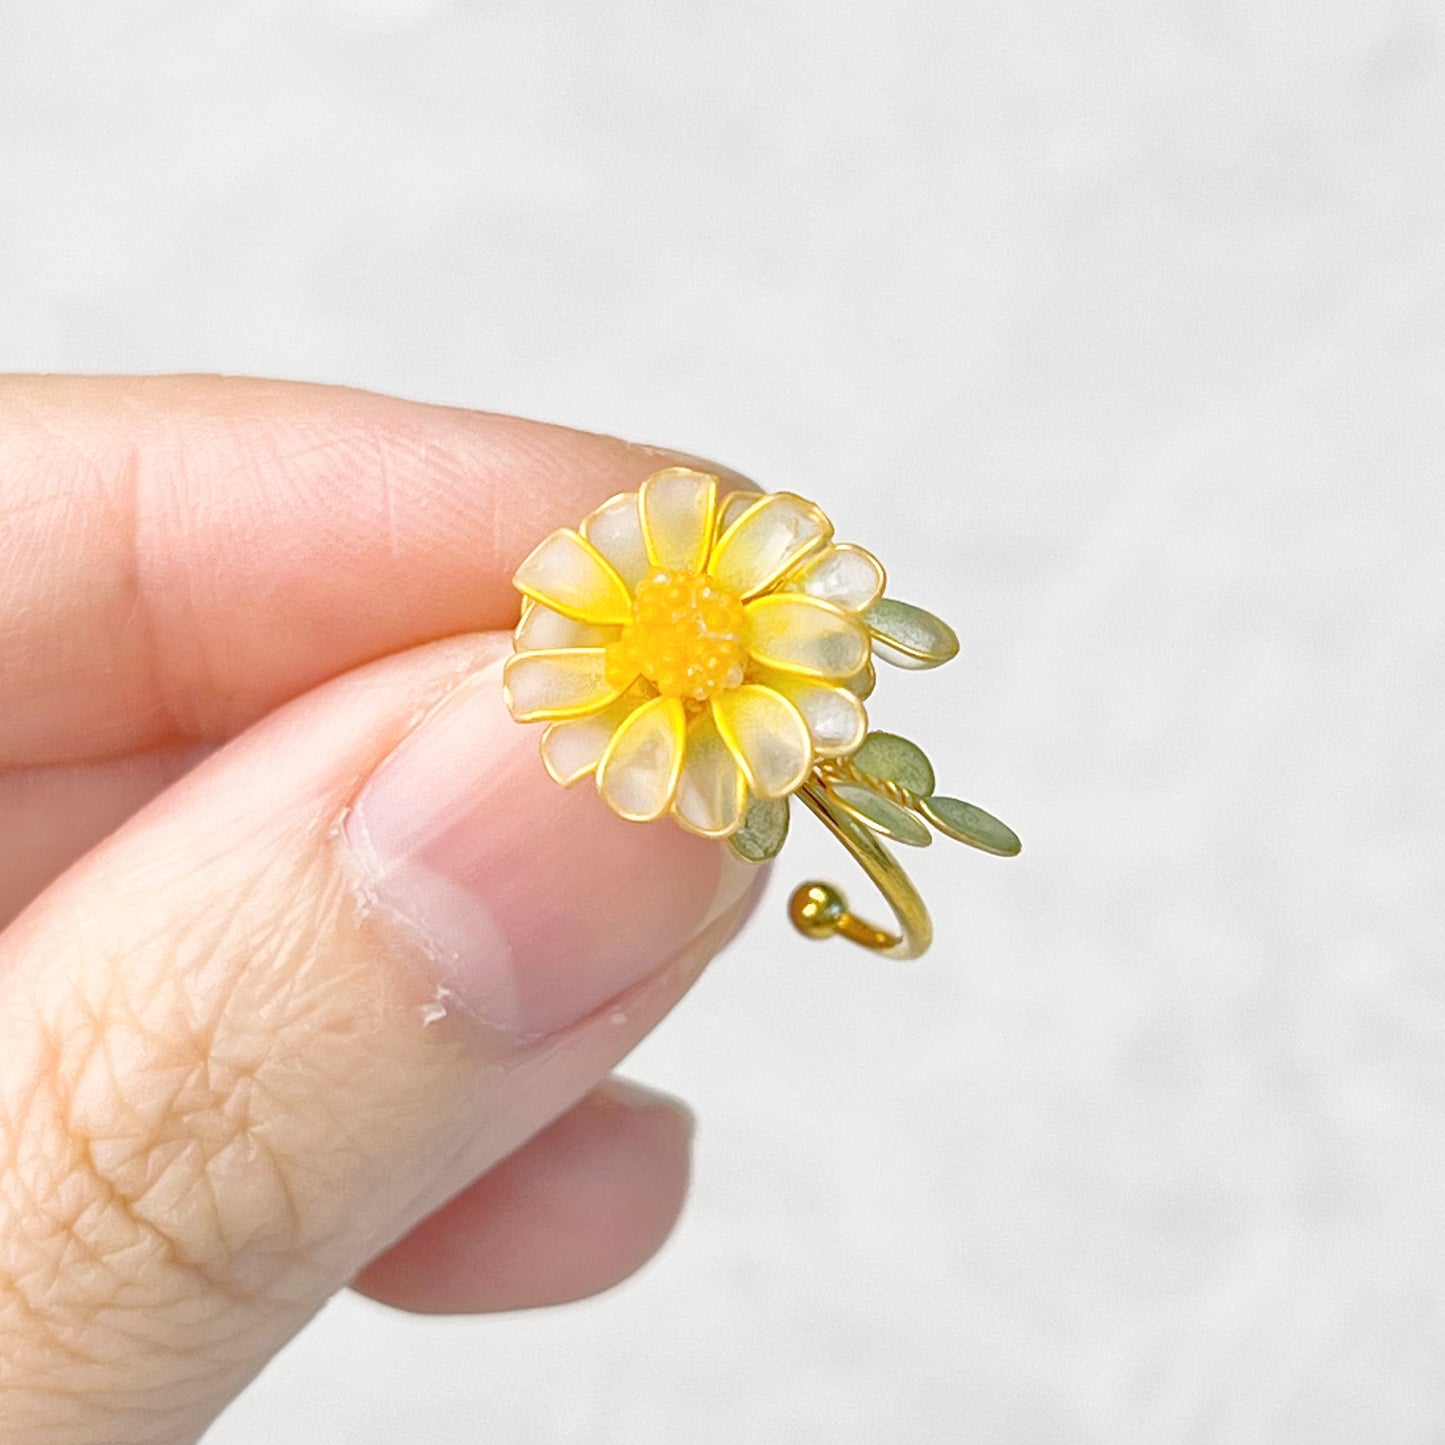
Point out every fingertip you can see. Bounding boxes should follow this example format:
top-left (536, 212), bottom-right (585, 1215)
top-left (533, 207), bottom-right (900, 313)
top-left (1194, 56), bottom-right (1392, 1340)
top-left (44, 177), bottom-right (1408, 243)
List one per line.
top-left (351, 1079), bottom-right (696, 1315)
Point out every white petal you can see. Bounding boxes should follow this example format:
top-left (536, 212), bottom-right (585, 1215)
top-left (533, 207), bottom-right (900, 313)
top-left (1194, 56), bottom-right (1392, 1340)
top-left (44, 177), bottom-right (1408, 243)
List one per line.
top-left (672, 709), bottom-right (748, 837)
top-left (711, 685), bottom-right (813, 800)
top-left (745, 594), bottom-right (869, 679)
top-left (639, 468), bottom-right (717, 573)
top-left (785, 543), bottom-right (885, 613)
top-left (504, 649), bottom-right (629, 721)
top-left (719, 490), bottom-right (764, 532)
top-left (596, 695), bottom-right (687, 821)
top-left (540, 695), bottom-right (642, 784)
top-left (756, 669), bottom-right (867, 757)
top-left (513, 528), bottom-right (633, 624)
top-left (515, 601), bottom-right (619, 651)
top-left (708, 493), bottom-right (832, 597)
top-left (581, 492), bottom-right (652, 590)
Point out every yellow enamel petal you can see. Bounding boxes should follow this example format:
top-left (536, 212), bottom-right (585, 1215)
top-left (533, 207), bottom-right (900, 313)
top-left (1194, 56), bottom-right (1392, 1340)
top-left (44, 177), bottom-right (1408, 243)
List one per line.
top-left (512, 528), bottom-right (634, 625)
top-left (580, 491), bottom-right (651, 590)
top-left (638, 468), bottom-right (718, 573)
top-left (673, 708), bottom-right (748, 838)
top-left (844, 658), bottom-right (877, 700)
top-left (540, 694), bottom-right (643, 785)
top-left (513, 597), bottom-right (534, 649)
top-left (718, 489), bottom-right (764, 533)
top-left (515, 600), bottom-right (619, 651)
top-left (745, 593), bottom-right (869, 679)
top-left (503, 648), bottom-right (629, 722)
top-left (596, 695), bottom-right (688, 821)
top-left (711, 684), bottom-right (813, 801)
top-left (785, 542), bottom-right (885, 613)
top-left (707, 493), bottom-right (832, 598)
top-left (755, 668), bottom-right (867, 757)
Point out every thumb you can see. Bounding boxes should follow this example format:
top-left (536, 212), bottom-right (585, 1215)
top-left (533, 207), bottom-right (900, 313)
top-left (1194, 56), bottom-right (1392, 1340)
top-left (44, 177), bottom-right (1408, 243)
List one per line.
top-left (0, 632), bottom-right (757, 1445)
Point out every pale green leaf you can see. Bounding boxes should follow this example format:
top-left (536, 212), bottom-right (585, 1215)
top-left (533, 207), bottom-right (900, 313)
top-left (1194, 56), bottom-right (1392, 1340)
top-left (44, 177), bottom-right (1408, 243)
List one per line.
top-left (827, 782), bottom-right (932, 847)
top-left (852, 730), bottom-right (936, 798)
top-left (729, 794), bottom-right (790, 862)
top-left (863, 597), bottom-right (960, 669)
top-left (919, 796), bottom-right (1021, 856)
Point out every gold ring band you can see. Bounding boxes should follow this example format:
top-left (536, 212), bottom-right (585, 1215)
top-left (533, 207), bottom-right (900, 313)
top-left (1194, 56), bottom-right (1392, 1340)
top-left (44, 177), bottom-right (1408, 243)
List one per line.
top-left (789, 781), bottom-right (933, 959)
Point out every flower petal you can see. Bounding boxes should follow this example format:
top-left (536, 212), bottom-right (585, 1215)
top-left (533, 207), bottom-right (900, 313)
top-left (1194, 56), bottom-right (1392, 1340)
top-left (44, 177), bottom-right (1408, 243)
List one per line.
top-left (580, 491), bottom-right (651, 590)
top-left (755, 668), bottom-right (867, 757)
top-left (639, 468), bottom-right (717, 573)
top-left (515, 600), bottom-right (619, 651)
top-left (672, 708), bottom-right (748, 838)
top-left (844, 659), bottom-right (877, 700)
top-left (503, 648), bottom-right (630, 722)
top-left (745, 594), bottom-right (869, 679)
top-left (711, 684), bottom-right (812, 800)
top-left (718, 489), bottom-right (764, 532)
top-left (513, 528), bottom-right (634, 625)
top-left (540, 694), bottom-right (644, 785)
top-left (707, 493), bottom-right (832, 598)
top-left (785, 542), bottom-right (885, 613)
top-left (596, 695), bottom-right (688, 821)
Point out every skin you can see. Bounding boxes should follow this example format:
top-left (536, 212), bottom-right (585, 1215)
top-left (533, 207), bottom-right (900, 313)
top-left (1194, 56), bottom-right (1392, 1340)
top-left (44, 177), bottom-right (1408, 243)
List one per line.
top-left (0, 377), bottom-right (765, 1444)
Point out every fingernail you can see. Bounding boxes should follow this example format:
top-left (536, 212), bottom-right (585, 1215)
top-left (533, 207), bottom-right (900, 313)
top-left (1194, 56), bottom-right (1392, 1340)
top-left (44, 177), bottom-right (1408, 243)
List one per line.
top-left (345, 658), bottom-right (754, 1037)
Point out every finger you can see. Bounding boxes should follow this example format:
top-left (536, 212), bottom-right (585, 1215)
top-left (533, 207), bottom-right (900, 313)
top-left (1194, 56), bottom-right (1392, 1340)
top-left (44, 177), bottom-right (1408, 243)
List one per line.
top-left (0, 374), bottom-right (748, 766)
top-left (352, 1077), bottom-right (694, 1315)
top-left (0, 631), bottom-right (762, 1445)
top-left (0, 744), bottom-right (207, 929)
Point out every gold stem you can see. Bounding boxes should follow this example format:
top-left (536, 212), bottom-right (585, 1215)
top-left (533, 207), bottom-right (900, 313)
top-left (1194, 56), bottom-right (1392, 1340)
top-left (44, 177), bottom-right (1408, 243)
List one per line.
top-left (788, 781), bottom-right (933, 961)
top-left (816, 756), bottom-right (925, 812)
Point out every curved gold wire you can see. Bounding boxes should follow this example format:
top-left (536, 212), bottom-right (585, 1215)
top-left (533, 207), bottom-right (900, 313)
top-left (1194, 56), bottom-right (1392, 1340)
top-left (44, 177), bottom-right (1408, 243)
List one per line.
top-left (788, 782), bottom-right (933, 960)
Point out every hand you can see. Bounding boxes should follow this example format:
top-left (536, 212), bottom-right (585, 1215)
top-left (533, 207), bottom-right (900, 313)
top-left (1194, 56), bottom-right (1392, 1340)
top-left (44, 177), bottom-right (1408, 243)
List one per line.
top-left (0, 377), bottom-right (762, 1444)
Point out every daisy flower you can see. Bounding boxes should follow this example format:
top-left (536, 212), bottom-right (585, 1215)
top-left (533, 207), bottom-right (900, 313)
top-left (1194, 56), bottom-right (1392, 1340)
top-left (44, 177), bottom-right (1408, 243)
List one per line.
top-left (503, 468), bottom-right (889, 838)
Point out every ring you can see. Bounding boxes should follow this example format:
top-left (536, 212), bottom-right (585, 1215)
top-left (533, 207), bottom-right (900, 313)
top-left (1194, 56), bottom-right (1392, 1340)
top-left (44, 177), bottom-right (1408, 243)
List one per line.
top-left (503, 468), bottom-right (1020, 960)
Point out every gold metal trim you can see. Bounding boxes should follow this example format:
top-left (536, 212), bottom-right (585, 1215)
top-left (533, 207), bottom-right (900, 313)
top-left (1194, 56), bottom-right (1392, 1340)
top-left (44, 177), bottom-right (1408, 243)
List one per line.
top-left (788, 781), bottom-right (933, 960)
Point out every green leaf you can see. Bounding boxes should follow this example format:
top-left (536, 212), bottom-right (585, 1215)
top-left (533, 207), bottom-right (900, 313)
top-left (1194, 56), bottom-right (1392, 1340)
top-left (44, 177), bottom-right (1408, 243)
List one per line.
top-left (851, 730), bottom-right (936, 798)
top-left (729, 795), bottom-right (790, 862)
top-left (827, 782), bottom-right (932, 847)
top-left (919, 796), bottom-right (1021, 856)
top-left (863, 597), bottom-right (960, 669)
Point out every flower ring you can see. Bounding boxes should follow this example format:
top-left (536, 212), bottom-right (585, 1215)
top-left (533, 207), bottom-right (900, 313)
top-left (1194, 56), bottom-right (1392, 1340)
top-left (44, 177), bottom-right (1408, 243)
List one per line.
top-left (503, 468), bottom-right (1019, 959)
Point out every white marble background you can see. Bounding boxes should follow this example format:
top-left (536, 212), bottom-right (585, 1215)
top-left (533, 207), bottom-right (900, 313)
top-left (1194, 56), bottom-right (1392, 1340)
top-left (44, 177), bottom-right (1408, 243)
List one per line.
top-left (2, 2), bottom-right (1443, 1440)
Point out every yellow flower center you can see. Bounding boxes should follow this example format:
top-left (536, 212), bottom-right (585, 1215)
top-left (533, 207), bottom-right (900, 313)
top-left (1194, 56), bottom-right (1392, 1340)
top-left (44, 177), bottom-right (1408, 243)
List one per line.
top-left (607, 568), bottom-right (750, 701)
